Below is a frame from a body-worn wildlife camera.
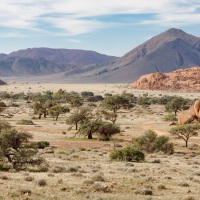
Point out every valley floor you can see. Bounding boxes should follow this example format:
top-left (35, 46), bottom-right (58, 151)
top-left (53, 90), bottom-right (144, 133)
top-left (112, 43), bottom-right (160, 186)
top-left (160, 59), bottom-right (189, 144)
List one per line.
top-left (0, 83), bottom-right (200, 200)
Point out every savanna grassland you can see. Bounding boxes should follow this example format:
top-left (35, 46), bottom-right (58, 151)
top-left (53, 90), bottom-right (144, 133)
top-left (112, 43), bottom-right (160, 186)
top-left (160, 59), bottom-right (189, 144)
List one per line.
top-left (0, 83), bottom-right (200, 200)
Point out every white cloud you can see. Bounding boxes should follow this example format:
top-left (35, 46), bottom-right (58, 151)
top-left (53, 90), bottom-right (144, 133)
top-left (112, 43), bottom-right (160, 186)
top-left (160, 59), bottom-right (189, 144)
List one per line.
top-left (45, 17), bottom-right (107, 35)
top-left (142, 13), bottom-right (200, 26)
top-left (67, 39), bottom-right (81, 43)
top-left (0, 32), bottom-right (26, 38)
top-left (0, 0), bottom-right (200, 36)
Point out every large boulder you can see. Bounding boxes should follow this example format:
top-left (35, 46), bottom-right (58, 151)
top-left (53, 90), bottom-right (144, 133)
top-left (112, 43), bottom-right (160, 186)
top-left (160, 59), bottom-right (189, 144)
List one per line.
top-left (194, 99), bottom-right (200, 119)
top-left (178, 100), bottom-right (200, 124)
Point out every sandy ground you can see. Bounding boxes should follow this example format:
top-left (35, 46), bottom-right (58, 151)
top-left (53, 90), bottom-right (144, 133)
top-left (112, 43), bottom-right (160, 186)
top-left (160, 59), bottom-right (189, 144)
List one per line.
top-left (0, 83), bottom-right (200, 200)
top-left (1, 83), bottom-right (200, 99)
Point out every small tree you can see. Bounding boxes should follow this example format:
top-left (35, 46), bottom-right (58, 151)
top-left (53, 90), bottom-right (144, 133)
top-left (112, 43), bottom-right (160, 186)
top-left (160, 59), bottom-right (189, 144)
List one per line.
top-left (0, 129), bottom-right (42, 168)
top-left (49, 105), bottom-right (70, 121)
top-left (66, 107), bottom-right (92, 130)
top-left (32, 100), bottom-right (55, 119)
top-left (68, 96), bottom-right (83, 108)
top-left (103, 95), bottom-right (132, 113)
top-left (101, 110), bottom-right (118, 124)
top-left (170, 124), bottom-right (200, 147)
top-left (165, 97), bottom-right (187, 115)
top-left (32, 102), bottom-right (45, 119)
top-left (79, 120), bottom-right (120, 140)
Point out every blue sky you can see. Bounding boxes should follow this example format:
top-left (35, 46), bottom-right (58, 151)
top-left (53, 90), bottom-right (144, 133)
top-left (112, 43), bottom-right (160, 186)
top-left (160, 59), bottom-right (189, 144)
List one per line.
top-left (0, 0), bottom-right (200, 56)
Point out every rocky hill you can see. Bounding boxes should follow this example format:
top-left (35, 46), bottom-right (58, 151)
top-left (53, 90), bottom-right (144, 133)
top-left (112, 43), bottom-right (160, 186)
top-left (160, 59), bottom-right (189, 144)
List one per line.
top-left (5, 48), bottom-right (116, 66)
top-left (0, 48), bottom-right (116, 77)
top-left (89, 28), bottom-right (200, 83)
top-left (0, 79), bottom-right (6, 85)
top-left (132, 67), bottom-right (200, 91)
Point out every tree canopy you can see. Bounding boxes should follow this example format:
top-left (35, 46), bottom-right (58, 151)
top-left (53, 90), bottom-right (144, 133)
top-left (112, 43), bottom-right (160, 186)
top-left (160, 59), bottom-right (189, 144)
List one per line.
top-left (170, 124), bottom-right (200, 147)
top-left (103, 95), bottom-right (133, 113)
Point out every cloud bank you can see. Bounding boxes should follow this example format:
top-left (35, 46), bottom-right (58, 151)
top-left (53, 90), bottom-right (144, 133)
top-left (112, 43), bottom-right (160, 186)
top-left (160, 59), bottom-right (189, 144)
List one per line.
top-left (0, 0), bottom-right (200, 36)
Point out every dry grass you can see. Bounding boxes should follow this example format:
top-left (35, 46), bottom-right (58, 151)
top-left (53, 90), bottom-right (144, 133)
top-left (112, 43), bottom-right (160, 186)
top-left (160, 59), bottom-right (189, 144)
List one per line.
top-left (0, 83), bottom-right (200, 200)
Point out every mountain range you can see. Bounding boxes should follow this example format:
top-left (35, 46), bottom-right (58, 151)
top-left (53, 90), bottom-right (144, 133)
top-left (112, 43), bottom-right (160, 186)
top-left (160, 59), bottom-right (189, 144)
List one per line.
top-left (0, 28), bottom-right (200, 83)
top-left (0, 48), bottom-right (116, 77)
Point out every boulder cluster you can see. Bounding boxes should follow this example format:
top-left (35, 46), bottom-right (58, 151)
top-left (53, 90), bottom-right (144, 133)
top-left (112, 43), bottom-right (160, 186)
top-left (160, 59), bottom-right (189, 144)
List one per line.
top-left (132, 67), bottom-right (200, 91)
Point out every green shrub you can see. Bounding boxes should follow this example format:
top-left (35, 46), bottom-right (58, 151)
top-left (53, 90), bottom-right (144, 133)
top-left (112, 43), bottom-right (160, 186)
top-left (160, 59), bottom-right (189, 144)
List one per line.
top-left (110, 146), bottom-right (145, 162)
top-left (0, 164), bottom-right (4, 171)
top-left (16, 119), bottom-right (35, 125)
top-left (37, 179), bottom-right (47, 187)
top-left (81, 91), bottom-right (94, 97)
top-left (0, 101), bottom-right (6, 107)
top-left (137, 96), bottom-right (151, 106)
top-left (86, 95), bottom-right (103, 102)
top-left (0, 91), bottom-right (10, 99)
top-left (36, 141), bottom-right (50, 149)
top-left (164, 114), bottom-right (177, 121)
top-left (134, 130), bottom-right (174, 154)
top-left (104, 93), bottom-right (112, 97)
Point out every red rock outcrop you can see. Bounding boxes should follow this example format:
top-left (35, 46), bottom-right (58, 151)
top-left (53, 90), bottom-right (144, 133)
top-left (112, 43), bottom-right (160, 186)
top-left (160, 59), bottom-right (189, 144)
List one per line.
top-left (132, 67), bottom-right (200, 91)
top-left (178, 99), bottom-right (200, 125)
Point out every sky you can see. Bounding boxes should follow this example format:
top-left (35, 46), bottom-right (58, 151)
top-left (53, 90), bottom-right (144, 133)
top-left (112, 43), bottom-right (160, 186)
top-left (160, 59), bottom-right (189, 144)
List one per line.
top-left (0, 0), bottom-right (200, 56)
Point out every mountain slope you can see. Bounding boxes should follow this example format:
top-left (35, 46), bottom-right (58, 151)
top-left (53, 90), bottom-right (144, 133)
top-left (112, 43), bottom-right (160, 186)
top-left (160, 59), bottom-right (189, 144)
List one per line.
top-left (0, 57), bottom-right (74, 76)
top-left (0, 79), bottom-right (6, 85)
top-left (89, 28), bottom-right (200, 82)
top-left (0, 48), bottom-right (117, 77)
top-left (7, 48), bottom-right (117, 65)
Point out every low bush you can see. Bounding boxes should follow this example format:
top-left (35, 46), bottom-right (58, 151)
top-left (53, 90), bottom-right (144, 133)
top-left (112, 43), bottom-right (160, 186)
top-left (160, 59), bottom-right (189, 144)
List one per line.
top-left (133, 130), bottom-right (174, 154)
top-left (91, 173), bottom-right (105, 182)
top-left (110, 146), bottom-right (145, 162)
top-left (16, 119), bottom-right (34, 125)
top-left (36, 141), bottom-right (50, 149)
top-left (37, 179), bottom-right (47, 187)
top-left (0, 101), bottom-right (6, 107)
top-left (164, 114), bottom-right (177, 121)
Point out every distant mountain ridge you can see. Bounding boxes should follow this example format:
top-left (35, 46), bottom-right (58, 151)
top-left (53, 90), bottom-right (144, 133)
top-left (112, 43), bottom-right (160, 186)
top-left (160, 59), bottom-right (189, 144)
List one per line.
top-left (87, 28), bottom-right (200, 82)
top-left (6, 48), bottom-right (116, 66)
top-left (0, 28), bottom-right (200, 82)
top-left (0, 48), bottom-right (117, 77)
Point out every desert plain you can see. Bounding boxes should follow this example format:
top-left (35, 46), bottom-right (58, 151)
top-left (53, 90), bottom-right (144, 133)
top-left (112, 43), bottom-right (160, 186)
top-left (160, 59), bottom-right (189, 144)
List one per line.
top-left (0, 83), bottom-right (200, 200)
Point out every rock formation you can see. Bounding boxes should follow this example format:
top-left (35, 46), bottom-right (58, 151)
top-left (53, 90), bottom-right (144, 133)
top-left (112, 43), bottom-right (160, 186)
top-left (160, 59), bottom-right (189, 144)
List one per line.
top-left (132, 67), bottom-right (200, 91)
top-left (178, 99), bottom-right (200, 124)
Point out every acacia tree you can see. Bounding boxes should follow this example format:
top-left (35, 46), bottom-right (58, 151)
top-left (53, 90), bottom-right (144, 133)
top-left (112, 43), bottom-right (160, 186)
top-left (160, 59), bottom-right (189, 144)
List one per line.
top-left (66, 107), bottom-right (92, 130)
top-left (79, 120), bottom-right (120, 140)
top-left (32, 100), bottom-right (55, 119)
top-left (165, 97), bottom-right (187, 116)
top-left (49, 105), bottom-right (70, 121)
top-left (68, 96), bottom-right (83, 108)
top-left (103, 95), bottom-right (132, 113)
top-left (170, 124), bottom-right (200, 147)
top-left (0, 122), bottom-right (43, 168)
top-left (53, 89), bottom-right (66, 101)
top-left (101, 110), bottom-right (118, 124)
